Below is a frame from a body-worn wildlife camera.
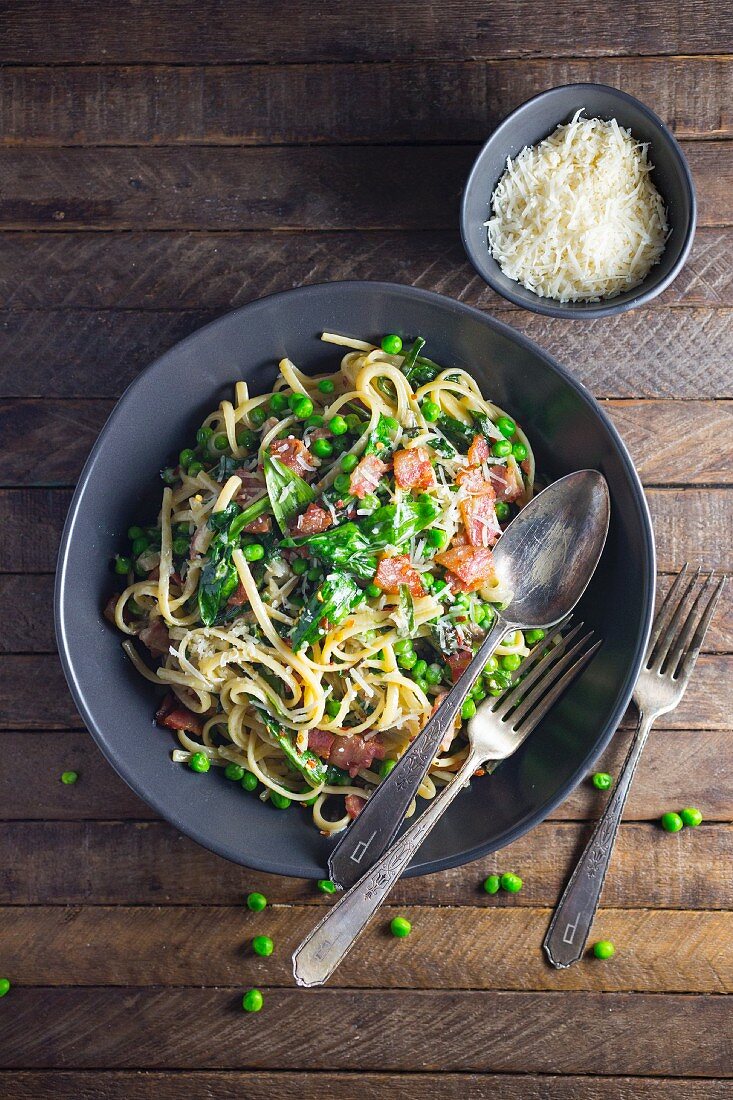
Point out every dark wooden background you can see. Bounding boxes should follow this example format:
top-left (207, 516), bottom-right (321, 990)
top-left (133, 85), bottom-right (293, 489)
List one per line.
top-left (0, 3), bottom-right (731, 1096)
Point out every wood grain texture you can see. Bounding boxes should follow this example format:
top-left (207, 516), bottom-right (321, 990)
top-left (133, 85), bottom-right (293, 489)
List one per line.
top-left (1, 58), bottom-right (731, 145)
top-left (2, 1), bottom-right (729, 63)
top-left (3, 399), bottom-right (730, 488)
top-left (2, 487), bottom-right (731, 574)
top-left (4, 726), bottom-right (730, 823)
top-left (2, 230), bottom-right (732, 311)
top-left (0, 143), bottom-right (728, 230)
top-left (1, 820), bottom-right (729, 909)
top-left (2, 308), bottom-right (733, 401)
top-left (1, 1073), bottom-right (731, 1100)
top-left (3, 904), bottom-right (731, 992)
top-left (0, 987), bottom-right (730, 1074)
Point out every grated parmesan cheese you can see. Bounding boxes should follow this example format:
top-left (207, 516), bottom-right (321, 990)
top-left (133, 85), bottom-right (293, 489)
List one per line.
top-left (486, 110), bottom-right (669, 303)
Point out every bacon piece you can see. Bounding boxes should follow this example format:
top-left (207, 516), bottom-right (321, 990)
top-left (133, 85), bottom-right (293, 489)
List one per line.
top-left (374, 554), bottom-right (426, 598)
top-left (155, 693), bottom-right (204, 736)
top-left (435, 545), bottom-right (496, 593)
top-left (460, 493), bottom-right (501, 548)
top-left (270, 437), bottom-right (317, 479)
top-left (227, 580), bottom-right (248, 608)
top-left (468, 435), bottom-right (490, 465)
top-left (349, 453), bottom-right (387, 499)
top-left (308, 728), bottom-right (335, 757)
top-left (242, 514), bottom-right (272, 534)
top-left (103, 593), bottom-right (121, 625)
top-left (233, 469), bottom-right (266, 505)
top-left (393, 446), bottom-right (435, 491)
top-left (328, 733), bottom-right (387, 777)
top-left (138, 618), bottom-right (170, 658)
top-left (346, 793), bottom-right (367, 819)
top-left (295, 502), bottom-right (333, 536)
top-left (489, 461), bottom-right (524, 502)
top-left (446, 651), bottom-right (472, 683)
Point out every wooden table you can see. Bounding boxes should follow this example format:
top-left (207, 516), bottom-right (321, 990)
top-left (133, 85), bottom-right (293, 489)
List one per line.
top-left (1, 4), bottom-right (731, 1096)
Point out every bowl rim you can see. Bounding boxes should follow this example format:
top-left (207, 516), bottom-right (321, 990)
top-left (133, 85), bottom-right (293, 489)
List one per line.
top-left (54, 279), bottom-right (656, 878)
top-left (460, 81), bottom-right (698, 320)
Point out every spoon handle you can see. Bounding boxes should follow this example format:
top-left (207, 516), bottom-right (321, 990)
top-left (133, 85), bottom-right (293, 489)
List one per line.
top-left (327, 618), bottom-right (507, 890)
top-left (293, 748), bottom-right (482, 987)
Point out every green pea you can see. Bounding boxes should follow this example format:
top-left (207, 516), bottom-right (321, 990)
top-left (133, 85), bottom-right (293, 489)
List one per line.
top-left (432, 578), bottom-right (448, 596)
top-left (483, 874), bottom-right (500, 895)
top-left (496, 416), bottom-right (516, 439)
top-left (197, 426), bottom-right (213, 446)
top-left (188, 752), bottom-right (210, 774)
top-left (179, 448), bottom-right (195, 468)
top-left (393, 638), bottom-right (414, 655)
top-left (500, 872), bottom-right (523, 893)
top-left (293, 395), bottom-right (314, 420)
top-left (491, 439), bottom-right (512, 458)
top-left (132, 536), bottom-right (149, 557)
top-left (524, 628), bottom-right (545, 645)
top-left (269, 392), bottom-right (289, 413)
top-left (500, 653), bottom-right (521, 672)
top-left (340, 452), bottom-right (359, 473)
top-left (427, 527), bottom-right (448, 549)
top-left (311, 437), bottom-right (334, 459)
top-left (454, 592), bottom-right (470, 609)
top-left (680, 806), bottom-right (703, 827)
top-left (161, 467), bottom-right (177, 485)
top-left (661, 811), bottom-right (684, 833)
top-left (512, 442), bottom-right (528, 462)
top-left (60, 770), bottom-right (78, 785)
top-left (592, 772), bottom-right (613, 791)
top-left (381, 334), bottom-right (403, 355)
top-left (414, 677), bottom-right (429, 693)
top-left (326, 765), bottom-right (350, 786)
top-left (224, 763), bottom-right (245, 781)
top-left (325, 699), bottom-right (341, 718)
top-left (252, 935), bottom-right (274, 957)
top-left (305, 414), bottom-right (324, 429)
top-left (318, 378), bottom-right (335, 394)
top-left (243, 543), bottom-right (265, 562)
top-left (318, 878), bottom-right (338, 894)
top-left (328, 415), bottom-right (348, 436)
top-left (425, 663), bottom-right (442, 685)
top-left (270, 791), bottom-right (291, 810)
top-left (237, 429), bottom-right (259, 450)
top-left (380, 759), bottom-right (397, 778)
top-left (422, 400), bottom-right (440, 422)
top-left (333, 473), bottom-right (351, 495)
top-left (242, 988), bottom-right (264, 1013)
top-left (471, 602), bottom-right (486, 625)
top-left (461, 698), bottom-right (476, 720)
top-left (213, 434), bottom-right (228, 451)
top-left (421, 572), bottom-right (434, 589)
top-left (472, 685), bottom-right (486, 703)
top-left (390, 916), bottom-right (412, 938)
top-left (114, 555), bottom-right (131, 575)
top-left (365, 582), bottom-right (381, 599)
top-left (0, 978), bottom-right (10, 997)
top-left (249, 406), bottom-right (267, 427)
top-left (246, 892), bottom-right (267, 912)
top-left (188, 461), bottom-right (204, 476)
top-left (412, 659), bottom-right (428, 679)
top-left (592, 940), bottom-right (615, 960)
top-left (291, 557), bottom-right (308, 576)
top-left (483, 656), bottom-right (499, 676)
top-left (127, 525), bottom-right (144, 541)
top-left (172, 537), bottom-right (189, 557)
top-left (397, 651), bottom-right (417, 671)
top-left (307, 566), bottom-right (321, 582)
top-left (241, 771), bottom-right (258, 792)
top-left (495, 500), bottom-right (511, 522)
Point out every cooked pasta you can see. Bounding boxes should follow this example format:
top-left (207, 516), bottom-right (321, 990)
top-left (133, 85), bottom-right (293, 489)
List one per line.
top-left (105, 332), bottom-right (536, 834)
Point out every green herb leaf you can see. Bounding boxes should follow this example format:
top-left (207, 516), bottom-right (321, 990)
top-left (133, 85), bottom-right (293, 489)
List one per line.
top-left (399, 336), bottom-right (426, 381)
top-left (198, 554), bottom-right (239, 626)
top-left (398, 584), bottom-right (415, 638)
top-left (436, 412), bottom-right (475, 451)
top-left (213, 455), bottom-right (238, 482)
top-left (291, 571), bottom-right (360, 651)
top-left (364, 413), bottom-right (399, 457)
top-left (255, 708), bottom-right (328, 787)
top-left (263, 452), bottom-right (315, 534)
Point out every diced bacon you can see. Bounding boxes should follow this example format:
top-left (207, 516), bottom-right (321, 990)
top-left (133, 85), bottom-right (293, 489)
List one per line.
top-left (393, 446), bottom-right (435, 491)
top-left (242, 514), bottom-right (272, 534)
top-left (227, 580), bottom-right (248, 608)
top-left (309, 426), bottom-right (332, 441)
top-left (460, 493), bottom-right (502, 548)
top-left (270, 437), bottom-right (316, 479)
top-left (295, 502), bottom-right (333, 536)
top-left (489, 461), bottom-right (524, 502)
top-left (346, 793), bottom-right (367, 819)
top-left (233, 469), bottom-right (266, 504)
top-left (456, 466), bottom-right (495, 495)
top-left (446, 651), bottom-right (472, 683)
top-left (155, 692), bottom-right (204, 736)
top-left (468, 435), bottom-right (490, 465)
top-left (138, 617), bottom-right (170, 658)
top-left (374, 554), bottom-right (426, 598)
top-left (435, 545), bottom-right (496, 593)
top-left (103, 593), bottom-right (121, 625)
top-left (328, 733), bottom-right (387, 777)
top-left (308, 728), bottom-right (335, 757)
top-left (349, 453), bottom-right (387, 499)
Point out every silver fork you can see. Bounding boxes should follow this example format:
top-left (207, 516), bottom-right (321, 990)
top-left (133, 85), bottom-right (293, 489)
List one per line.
top-left (544, 565), bottom-right (727, 968)
top-left (293, 621), bottom-right (601, 987)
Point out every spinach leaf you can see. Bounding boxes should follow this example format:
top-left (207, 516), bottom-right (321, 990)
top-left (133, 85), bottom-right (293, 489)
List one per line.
top-left (358, 498), bottom-right (441, 548)
top-left (263, 452), bottom-right (315, 534)
top-left (255, 707), bottom-right (327, 787)
top-left (398, 584), bottom-right (415, 638)
top-left (213, 455), bottom-right (238, 482)
top-left (436, 412), bottom-right (475, 451)
top-left (364, 412), bottom-right (398, 457)
top-left (229, 494), bottom-right (270, 538)
top-left (472, 412), bottom-right (498, 442)
top-left (198, 552), bottom-right (239, 626)
top-left (291, 571), bottom-right (360, 651)
top-left (399, 336), bottom-right (426, 381)
top-left (427, 434), bottom-right (457, 458)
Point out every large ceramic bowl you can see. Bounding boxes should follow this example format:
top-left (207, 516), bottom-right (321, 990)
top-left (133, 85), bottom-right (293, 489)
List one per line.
top-left (55, 281), bottom-right (655, 878)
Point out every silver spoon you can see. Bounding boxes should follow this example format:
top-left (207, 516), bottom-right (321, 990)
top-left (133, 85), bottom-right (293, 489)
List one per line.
top-left (328, 469), bottom-right (611, 890)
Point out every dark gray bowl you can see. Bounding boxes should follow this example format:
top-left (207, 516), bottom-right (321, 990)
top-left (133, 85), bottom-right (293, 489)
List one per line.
top-left (55, 281), bottom-right (655, 878)
top-left (460, 83), bottom-right (696, 319)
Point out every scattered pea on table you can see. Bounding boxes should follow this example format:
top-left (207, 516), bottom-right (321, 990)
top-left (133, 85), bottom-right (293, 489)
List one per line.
top-left (246, 892), bottom-right (267, 912)
top-left (60, 770), bottom-right (79, 785)
top-left (0, 978), bottom-right (10, 998)
top-left (483, 874), bottom-right (501, 894)
top-left (661, 811), bottom-right (684, 833)
top-left (317, 879), bottom-right (338, 894)
top-left (592, 940), bottom-right (616, 959)
top-left (242, 988), bottom-right (264, 1013)
top-left (680, 806), bottom-right (703, 826)
top-left (500, 872), bottom-right (523, 893)
top-left (252, 935), bottom-right (274, 957)
top-left (390, 916), bottom-right (412, 938)
top-left (592, 772), bottom-right (613, 790)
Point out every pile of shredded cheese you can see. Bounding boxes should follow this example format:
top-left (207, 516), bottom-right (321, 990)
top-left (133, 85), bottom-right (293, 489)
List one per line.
top-left (486, 110), bottom-right (669, 303)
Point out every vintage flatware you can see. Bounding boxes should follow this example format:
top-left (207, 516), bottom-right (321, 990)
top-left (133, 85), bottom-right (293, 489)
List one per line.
top-left (544, 565), bottom-right (727, 968)
top-left (328, 468), bottom-right (610, 890)
top-left (293, 620), bottom-right (601, 987)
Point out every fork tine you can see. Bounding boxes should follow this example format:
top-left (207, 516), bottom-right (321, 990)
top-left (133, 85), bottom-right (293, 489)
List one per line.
top-left (509, 630), bottom-right (596, 729)
top-left (675, 574), bottom-right (727, 685)
top-left (650, 566), bottom-right (702, 671)
top-left (492, 622), bottom-right (583, 719)
top-left (516, 638), bottom-right (602, 735)
top-left (645, 565), bottom-right (690, 663)
top-left (661, 571), bottom-right (714, 675)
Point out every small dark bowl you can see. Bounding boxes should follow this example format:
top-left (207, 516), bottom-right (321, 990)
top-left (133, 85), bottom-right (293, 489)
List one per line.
top-left (55, 281), bottom-right (655, 878)
top-left (460, 83), bottom-right (696, 319)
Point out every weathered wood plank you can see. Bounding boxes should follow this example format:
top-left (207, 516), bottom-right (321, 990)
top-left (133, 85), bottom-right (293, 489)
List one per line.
top-left (0, 399), bottom-right (111, 486)
top-left (1, 820), bottom-right (729, 909)
top-left (2, 1), bottom-right (729, 63)
top-left (0, 144), bottom-right (728, 230)
top-left (1, 58), bottom-right (731, 145)
top-left (2, 230), bottom-right (731, 311)
top-left (1, 308), bottom-right (732, 401)
top-left (4, 904), bottom-right (730, 993)
top-left (0, 987), bottom-right (729, 1074)
top-left (2, 487), bottom-right (731, 575)
top-left (4, 725), bottom-right (730, 823)
top-left (0, 1073), bottom-right (729, 1100)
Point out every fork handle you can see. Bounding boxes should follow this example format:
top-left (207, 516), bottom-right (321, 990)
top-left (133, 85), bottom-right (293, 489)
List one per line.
top-left (293, 747), bottom-right (482, 987)
top-left (543, 710), bottom-right (654, 968)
